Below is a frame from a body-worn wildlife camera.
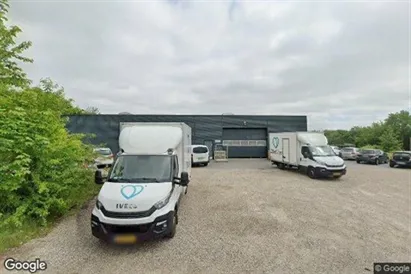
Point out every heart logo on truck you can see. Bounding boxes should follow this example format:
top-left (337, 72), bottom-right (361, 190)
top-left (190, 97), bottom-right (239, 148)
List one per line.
top-left (272, 137), bottom-right (279, 148)
top-left (121, 185), bottom-right (144, 200)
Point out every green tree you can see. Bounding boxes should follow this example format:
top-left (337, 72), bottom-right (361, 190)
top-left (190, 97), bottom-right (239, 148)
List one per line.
top-left (324, 110), bottom-right (408, 152)
top-left (0, 0), bottom-right (99, 232)
top-left (0, 0), bottom-right (33, 88)
top-left (324, 129), bottom-right (354, 146)
top-left (384, 110), bottom-right (411, 150)
top-left (379, 126), bottom-right (402, 152)
top-left (85, 106), bottom-right (100, 114)
top-left (34, 78), bottom-right (84, 115)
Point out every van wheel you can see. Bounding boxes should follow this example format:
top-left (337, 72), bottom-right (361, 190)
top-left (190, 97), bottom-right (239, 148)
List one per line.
top-left (389, 162), bottom-right (395, 168)
top-left (356, 160), bottom-right (360, 164)
top-left (165, 212), bottom-right (177, 239)
top-left (277, 163), bottom-right (285, 170)
top-left (307, 167), bottom-right (316, 179)
top-left (204, 163), bottom-right (208, 166)
top-left (375, 159), bottom-right (379, 165)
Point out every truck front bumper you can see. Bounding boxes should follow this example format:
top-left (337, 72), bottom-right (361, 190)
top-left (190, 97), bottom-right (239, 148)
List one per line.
top-left (91, 211), bottom-right (174, 244)
top-left (314, 167), bottom-right (347, 178)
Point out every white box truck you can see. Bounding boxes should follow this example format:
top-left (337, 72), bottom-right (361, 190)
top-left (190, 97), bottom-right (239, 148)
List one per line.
top-left (91, 122), bottom-right (192, 244)
top-left (269, 132), bottom-right (346, 179)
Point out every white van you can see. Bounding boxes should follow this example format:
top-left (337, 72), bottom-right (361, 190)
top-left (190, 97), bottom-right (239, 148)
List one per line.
top-left (91, 122), bottom-right (191, 244)
top-left (190, 145), bottom-right (210, 167)
top-left (269, 132), bottom-right (347, 179)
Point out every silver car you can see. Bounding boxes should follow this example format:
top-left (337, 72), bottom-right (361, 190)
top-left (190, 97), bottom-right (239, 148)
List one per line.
top-left (330, 146), bottom-right (341, 156)
top-left (340, 147), bottom-right (360, 160)
top-left (93, 147), bottom-right (114, 168)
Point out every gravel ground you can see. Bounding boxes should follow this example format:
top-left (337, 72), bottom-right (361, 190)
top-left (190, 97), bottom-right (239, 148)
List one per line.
top-left (1, 159), bottom-right (410, 274)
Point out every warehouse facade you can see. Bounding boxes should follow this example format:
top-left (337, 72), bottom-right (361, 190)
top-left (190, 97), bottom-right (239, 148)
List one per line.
top-left (65, 114), bottom-right (307, 158)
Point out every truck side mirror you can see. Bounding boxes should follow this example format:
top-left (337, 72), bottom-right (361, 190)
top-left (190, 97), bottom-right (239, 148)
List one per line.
top-left (95, 170), bottom-right (106, 185)
top-left (180, 172), bottom-right (189, 186)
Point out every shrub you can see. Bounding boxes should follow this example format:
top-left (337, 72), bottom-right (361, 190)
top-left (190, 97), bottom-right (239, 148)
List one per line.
top-left (0, 85), bottom-right (98, 228)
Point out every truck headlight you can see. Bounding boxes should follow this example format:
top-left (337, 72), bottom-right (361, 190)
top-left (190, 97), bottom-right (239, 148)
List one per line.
top-left (154, 193), bottom-right (172, 210)
top-left (95, 199), bottom-right (103, 210)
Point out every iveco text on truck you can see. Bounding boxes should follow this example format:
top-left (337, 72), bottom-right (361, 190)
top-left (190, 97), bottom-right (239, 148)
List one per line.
top-left (91, 122), bottom-right (192, 244)
top-left (269, 132), bottom-right (346, 179)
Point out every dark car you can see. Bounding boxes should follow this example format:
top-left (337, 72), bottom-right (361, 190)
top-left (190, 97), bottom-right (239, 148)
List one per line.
top-left (356, 149), bottom-right (388, 165)
top-left (389, 151), bottom-right (411, 168)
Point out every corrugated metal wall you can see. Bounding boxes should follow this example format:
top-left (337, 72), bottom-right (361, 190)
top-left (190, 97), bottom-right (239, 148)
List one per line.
top-left (65, 114), bottom-right (307, 156)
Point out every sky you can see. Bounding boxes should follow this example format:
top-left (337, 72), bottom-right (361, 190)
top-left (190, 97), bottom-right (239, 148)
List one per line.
top-left (7, 0), bottom-right (410, 130)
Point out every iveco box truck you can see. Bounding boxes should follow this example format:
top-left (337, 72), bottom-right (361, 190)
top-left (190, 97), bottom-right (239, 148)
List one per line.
top-left (91, 122), bottom-right (192, 244)
top-left (269, 132), bottom-right (346, 179)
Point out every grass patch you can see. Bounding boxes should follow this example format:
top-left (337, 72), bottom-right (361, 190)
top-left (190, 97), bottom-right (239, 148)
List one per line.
top-left (0, 181), bottom-right (101, 254)
top-left (0, 220), bottom-right (54, 254)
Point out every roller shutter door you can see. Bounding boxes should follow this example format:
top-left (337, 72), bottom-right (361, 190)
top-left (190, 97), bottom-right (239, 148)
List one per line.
top-left (222, 128), bottom-right (267, 158)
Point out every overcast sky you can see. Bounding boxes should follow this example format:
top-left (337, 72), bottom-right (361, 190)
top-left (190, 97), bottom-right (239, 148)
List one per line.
top-left (7, 0), bottom-right (410, 130)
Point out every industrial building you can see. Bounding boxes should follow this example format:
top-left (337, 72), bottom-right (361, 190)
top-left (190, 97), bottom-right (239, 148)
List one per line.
top-left (65, 114), bottom-right (307, 158)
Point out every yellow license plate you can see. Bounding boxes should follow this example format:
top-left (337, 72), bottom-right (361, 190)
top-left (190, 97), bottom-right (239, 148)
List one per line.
top-left (333, 173), bottom-right (342, 176)
top-left (114, 234), bottom-right (137, 244)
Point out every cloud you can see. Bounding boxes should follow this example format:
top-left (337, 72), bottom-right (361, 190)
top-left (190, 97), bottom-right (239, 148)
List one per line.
top-left (7, 0), bottom-right (410, 130)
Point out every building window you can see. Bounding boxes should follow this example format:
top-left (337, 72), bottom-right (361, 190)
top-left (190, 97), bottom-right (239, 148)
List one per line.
top-left (222, 140), bottom-right (267, 146)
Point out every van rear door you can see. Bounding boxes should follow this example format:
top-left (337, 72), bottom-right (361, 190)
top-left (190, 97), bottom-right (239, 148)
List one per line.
top-left (192, 146), bottom-right (209, 163)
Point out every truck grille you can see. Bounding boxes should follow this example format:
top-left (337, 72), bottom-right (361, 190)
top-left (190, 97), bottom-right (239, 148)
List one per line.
top-left (100, 206), bottom-right (157, 219)
top-left (102, 223), bottom-right (151, 233)
top-left (326, 164), bottom-right (344, 168)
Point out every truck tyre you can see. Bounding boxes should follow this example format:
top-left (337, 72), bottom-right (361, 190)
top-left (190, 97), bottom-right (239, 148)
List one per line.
top-left (165, 212), bottom-right (177, 239)
top-left (204, 162), bottom-right (209, 166)
top-left (375, 159), bottom-right (379, 165)
top-left (356, 160), bottom-right (360, 164)
top-left (389, 162), bottom-right (395, 168)
top-left (277, 163), bottom-right (285, 170)
top-left (307, 167), bottom-right (316, 179)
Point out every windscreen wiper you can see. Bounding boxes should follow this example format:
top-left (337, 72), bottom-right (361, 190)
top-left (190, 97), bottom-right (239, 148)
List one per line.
top-left (110, 178), bottom-right (132, 182)
top-left (130, 177), bottom-right (160, 182)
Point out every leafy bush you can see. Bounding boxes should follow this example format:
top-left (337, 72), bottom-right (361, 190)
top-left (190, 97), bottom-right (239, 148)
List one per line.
top-left (0, 85), bottom-right (98, 228)
top-left (0, 0), bottom-right (100, 237)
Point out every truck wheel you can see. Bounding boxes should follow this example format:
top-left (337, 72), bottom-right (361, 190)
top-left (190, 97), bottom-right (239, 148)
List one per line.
top-left (204, 162), bottom-right (209, 166)
top-left (375, 159), bottom-right (379, 165)
top-left (307, 167), bottom-right (316, 179)
top-left (165, 212), bottom-right (177, 239)
top-left (389, 162), bottom-right (395, 168)
top-left (277, 163), bottom-right (285, 170)
top-left (356, 160), bottom-right (360, 164)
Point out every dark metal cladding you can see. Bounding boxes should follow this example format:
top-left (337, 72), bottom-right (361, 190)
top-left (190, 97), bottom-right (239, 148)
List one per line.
top-left (64, 114), bottom-right (307, 159)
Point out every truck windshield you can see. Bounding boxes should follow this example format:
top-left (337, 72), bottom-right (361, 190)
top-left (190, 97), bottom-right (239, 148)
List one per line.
top-left (309, 146), bottom-right (336, 157)
top-left (108, 155), bottom-right (172, 183)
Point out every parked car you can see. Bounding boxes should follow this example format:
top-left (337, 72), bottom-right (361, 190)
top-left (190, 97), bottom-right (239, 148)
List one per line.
top-left (93, 147), bottom-right (114, 169)
top-left (190, 145), bottom-right (210, 167)
top-left (356, 149), bottom-right (388, 165)
top-left (330, 146), bottom-right (341, 156)
top-left (340, 147), bottom-right (360, 160)
top-left (389, 151), bottom-right (411, 168)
